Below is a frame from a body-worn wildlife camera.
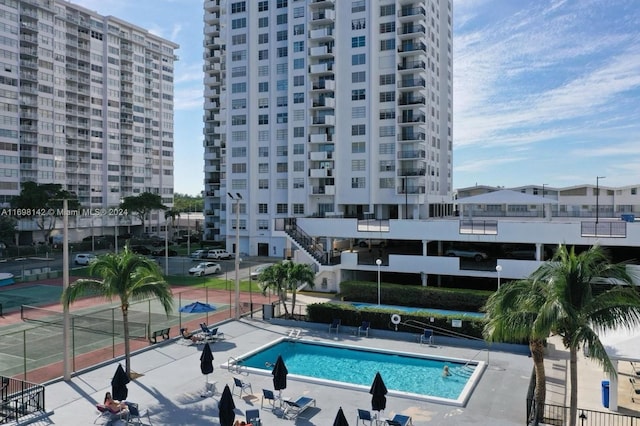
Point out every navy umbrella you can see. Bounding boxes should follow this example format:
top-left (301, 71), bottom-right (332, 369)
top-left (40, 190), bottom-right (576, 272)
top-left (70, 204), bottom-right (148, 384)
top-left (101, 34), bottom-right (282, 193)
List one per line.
top-left (111, 363), bottom-right (130, 401)
top-left (333, 406), bottom-right (350, 426)
top-left (369, 372), bottom-right (388, 413)
top-left (218, 384), bottom-right (236, 426)
top-left (199, 342), bottom-right (214, 397)
top-left (271, 355), bottom-right (288, 397)
top-left (179, 301), bottom-right (217, 313)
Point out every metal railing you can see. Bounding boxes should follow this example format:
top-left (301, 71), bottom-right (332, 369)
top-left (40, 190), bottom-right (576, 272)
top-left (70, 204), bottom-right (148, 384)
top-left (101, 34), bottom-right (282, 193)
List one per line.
top-left (526, 398), bottom-right (640, 426)
top-left (0, 376), bottom-right (45, 424)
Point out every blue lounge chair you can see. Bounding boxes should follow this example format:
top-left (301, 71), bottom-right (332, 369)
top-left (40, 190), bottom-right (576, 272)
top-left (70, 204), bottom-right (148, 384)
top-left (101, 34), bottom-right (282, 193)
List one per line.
top-left (329, 319), bottom-right (340, 334)
top-left (357, 408), bottom-right (373, 425)
top-left (200, 324), bottom-right (225, 340)
top-left (386, 414), bottom-right (413, 426)
top-left (420, 329), bottom-right (434, 345)
top-left (283, 396), bottom-right (316, 419)
top-left (357, 321), bottom-right (370, 337)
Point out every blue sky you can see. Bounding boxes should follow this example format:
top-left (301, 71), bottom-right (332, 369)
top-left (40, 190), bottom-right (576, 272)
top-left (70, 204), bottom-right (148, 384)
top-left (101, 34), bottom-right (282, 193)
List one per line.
top-left (74, 0), bottom-right (640, 195)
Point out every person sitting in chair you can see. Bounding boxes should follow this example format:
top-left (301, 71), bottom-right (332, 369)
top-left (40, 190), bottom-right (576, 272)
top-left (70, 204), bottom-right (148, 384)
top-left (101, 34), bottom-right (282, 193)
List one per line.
top-left (104, 392), bottom-right (129, 415)
top-left (181, 327), bottom-right (205, 342)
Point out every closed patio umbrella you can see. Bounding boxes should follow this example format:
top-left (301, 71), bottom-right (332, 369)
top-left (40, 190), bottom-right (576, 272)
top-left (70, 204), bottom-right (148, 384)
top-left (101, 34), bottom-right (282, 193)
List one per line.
top-left (218, 384), bottom-right (236, 426)
top-left (369, 372), bottom-right (388, 414)
top-left (111, 363), bottom-right (130, 401)
top-left (199, 342), bottom-right (214, 397)
top-left (272, 355), bottom-right (288, 398)
top-left (333, 406), bottom-right (350, 426)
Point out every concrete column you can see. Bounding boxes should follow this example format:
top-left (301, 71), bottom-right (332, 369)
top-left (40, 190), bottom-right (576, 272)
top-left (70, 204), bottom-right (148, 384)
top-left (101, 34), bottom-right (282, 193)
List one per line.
top-left (609, 360), bottom-right (619, 411)
top-left (422, 240), bottom-right (428, 256)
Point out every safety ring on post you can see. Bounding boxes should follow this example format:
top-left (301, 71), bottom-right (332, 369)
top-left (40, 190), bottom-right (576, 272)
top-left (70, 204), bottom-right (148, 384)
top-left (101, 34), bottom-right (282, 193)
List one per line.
top-left (391, 314), bottom-right (401, 325)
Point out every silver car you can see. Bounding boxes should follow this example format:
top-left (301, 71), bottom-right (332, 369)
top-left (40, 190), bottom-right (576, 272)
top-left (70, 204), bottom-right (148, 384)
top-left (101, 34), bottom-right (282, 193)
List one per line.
top-left (188, 262), bottom-right (222, 276)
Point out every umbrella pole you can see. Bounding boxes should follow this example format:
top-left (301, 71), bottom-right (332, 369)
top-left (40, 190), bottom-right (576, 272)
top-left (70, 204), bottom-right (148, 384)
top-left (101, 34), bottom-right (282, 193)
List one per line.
top-left (201, 374), bottom-right (210, 398)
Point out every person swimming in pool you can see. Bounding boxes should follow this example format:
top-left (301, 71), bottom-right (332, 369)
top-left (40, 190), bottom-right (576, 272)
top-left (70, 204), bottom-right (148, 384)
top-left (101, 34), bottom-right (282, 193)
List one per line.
top-left (442, 365), bottom-right (451, 377)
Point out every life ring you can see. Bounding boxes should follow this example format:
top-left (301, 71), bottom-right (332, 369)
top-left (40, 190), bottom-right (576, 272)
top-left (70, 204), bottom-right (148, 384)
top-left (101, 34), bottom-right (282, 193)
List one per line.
top-left (391, 314), bottom-right (401, 325)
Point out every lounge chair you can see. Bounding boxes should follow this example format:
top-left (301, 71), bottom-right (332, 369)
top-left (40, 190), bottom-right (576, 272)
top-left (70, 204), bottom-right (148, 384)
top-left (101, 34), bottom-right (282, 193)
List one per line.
top-left (94, 403), bottom-right (128, 424)
top-left (200, 324), bottom-right (225, 340)
top-left (246, 408), bottom-right (261, 425)
top-left (261, 389), bottom-right (277, 409)
top-left (357, 408), bottom-right (373, 425)
top-left (357, 321), bottom-right (370, 337)
top-left (233, 377), bottom-right (253, 397)
top-left (386, 414), bottom-right (413, 426)
top-left (329, 319), bottom-right (341, 334)
top-left (125, 401), bottom-right (150, 425)
top-left (283, 396), bottom-right (316, 420)
top-left (420, 329), bottom-right (434, 345)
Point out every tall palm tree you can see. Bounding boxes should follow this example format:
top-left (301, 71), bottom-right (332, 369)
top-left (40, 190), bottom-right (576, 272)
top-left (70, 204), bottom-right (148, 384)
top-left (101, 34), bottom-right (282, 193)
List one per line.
top-left (61, 246), bottom-right (173, 378)
top-left (483, 279), bottom-right (549, 423)
top-left (531, 244), bottom-right (640, 426)
top-left (259, 261), bottom-right (315, 319)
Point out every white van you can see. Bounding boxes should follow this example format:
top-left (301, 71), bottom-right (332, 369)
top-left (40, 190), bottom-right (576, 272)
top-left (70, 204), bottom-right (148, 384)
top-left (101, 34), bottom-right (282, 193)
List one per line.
top-left (207, 249), bottom-right (233, 260)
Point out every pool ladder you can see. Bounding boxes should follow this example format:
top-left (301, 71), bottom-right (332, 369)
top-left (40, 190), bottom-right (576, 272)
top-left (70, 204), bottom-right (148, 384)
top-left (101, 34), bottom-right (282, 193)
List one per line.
top-left (228, 356), bottom-right (247, 375)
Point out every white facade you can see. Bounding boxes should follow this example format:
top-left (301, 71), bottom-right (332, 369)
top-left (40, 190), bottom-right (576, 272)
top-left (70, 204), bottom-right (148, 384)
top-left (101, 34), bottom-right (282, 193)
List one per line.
top-left (202, 0), bottom-right (453, 256)
top-left (0, 0), bottom-right (177, 235)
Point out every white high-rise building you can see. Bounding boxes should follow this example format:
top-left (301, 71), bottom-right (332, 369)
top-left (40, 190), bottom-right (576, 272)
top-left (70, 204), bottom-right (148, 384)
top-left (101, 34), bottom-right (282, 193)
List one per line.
top-left (0, 0), bottom-right (177, 236)
top-left (203, 0), bottom-right (453, 257)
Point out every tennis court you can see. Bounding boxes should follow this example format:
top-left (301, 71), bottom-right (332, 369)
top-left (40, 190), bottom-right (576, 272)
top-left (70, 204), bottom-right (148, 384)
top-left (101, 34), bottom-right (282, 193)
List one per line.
top-left (0, 284), bottom-right (64, 314)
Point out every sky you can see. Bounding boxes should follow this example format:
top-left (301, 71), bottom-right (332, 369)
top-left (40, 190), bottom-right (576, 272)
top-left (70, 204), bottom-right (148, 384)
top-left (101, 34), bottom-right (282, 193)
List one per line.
top-left (73, 0), bottom-right (640, 195)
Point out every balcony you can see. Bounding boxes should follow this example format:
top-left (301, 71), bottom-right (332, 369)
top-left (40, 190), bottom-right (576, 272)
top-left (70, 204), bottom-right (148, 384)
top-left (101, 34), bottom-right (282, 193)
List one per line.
top-left (398, 168), bottom-right (426, 176)
top-left (311, 97), bottom-right (335, 108)
top-left (309, 167), bottom-right (333, 178)
top-left (309, 45), bottom-right (333, 57)
top-left (397, 150), bottom-right (426, 159)
top-left (398, 42), bottom-right (427, 54)
top-left (311, 9), bottom-right (335, 23)
top-left (398, 114), bottom-right (426, 124)
top-left (311, 79), bottom-right (335, 91)
top-left (309, 151), bottom-right (333, 161)
top-left (399, 24), bottom-right (426, 37)
top-left (398, 60), bottom-right (426, 71)
top-left (309, 27), bottom-right (333, 40)
top-left (309, 133), bottom-right (332, 143)
top-left (398, 7), bottom-right (426, 19)
top-left (398, 96), bottom-right (425, 106)
top-left (309, 62), bottom-right (333, 74)
top-left (398, 78), bottom-right (425, 89)
top-left (311, 115), bottom-right (335, 126)
top-left (398, 132), bottom-right (425, 142)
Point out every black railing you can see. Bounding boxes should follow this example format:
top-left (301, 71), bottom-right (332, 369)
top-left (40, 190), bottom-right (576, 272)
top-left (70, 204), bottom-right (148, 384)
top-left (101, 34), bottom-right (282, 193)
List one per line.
top-left (0, 376), bottom-right (45, 424)
top-left (282, 218), bottom-right (327, 265)
top-left (581, 221), bottom-right (627, 238)
top-left (526, 398), bottom-right (640, 426)
top-left (459, 219), bottom-right (498, 235)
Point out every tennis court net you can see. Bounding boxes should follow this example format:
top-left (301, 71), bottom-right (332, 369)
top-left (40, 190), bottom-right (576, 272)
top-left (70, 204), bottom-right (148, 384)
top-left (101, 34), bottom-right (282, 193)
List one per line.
top-left (20, 305), bottom-right (148, 339)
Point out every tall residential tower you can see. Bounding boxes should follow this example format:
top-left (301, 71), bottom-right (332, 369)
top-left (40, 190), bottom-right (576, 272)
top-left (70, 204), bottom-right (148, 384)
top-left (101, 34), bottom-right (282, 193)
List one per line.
top-left (0, 0), bottom-right (177, 237)
top-left (203, 0), bottom-right (452, 256)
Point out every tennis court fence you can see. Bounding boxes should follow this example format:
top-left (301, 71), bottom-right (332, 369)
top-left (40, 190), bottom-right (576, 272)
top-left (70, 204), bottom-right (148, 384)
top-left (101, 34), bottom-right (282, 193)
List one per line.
top-left (21, 305), bottom-right (148, 339)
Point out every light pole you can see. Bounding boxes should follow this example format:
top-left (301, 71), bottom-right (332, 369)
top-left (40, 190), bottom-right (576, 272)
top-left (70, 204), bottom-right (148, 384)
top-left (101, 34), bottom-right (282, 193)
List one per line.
top-left (596, 176), bottom-right (605, 225)
top-left (541, 183), bottom-right (547, 198)
top-left (228, 192), bottom-right (242, 320)
top-left (376, 258), bottom-right (382, 305)
top-left (496, 264), bottom-right (502, 291)
top-left (62, 199), bottom-right (70, 380)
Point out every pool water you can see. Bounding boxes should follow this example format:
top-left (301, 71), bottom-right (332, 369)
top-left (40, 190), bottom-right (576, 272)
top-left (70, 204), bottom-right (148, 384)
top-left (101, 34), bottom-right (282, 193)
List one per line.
top-left (237, 340), bottom-right (482, 404)
top-left (351, 302), bottom-right (485, 318)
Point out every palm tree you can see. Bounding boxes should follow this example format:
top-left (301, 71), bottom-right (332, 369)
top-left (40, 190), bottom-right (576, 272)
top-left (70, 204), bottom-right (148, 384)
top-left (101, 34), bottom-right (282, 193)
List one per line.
top-left (483, 279), bottom-right (549, 423)
top-left (531, 244), bottom-right (640, 426)
top-left (61, 246), bottom-right (173, 378)
top-left (259, 261), bottom-right (315, 319)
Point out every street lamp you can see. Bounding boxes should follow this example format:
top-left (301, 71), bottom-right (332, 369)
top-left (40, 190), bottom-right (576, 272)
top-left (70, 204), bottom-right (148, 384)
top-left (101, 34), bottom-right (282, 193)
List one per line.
top-left (496, 264), bottom-right (502, 291)
top-left (541, 183), bottom-right (547, 198)
top-left (376, 258), bottom-right (382, 305)
top-left (228, 192), bottom-right (242, 320)
top-left (596, 176), bottom-right (605, 225)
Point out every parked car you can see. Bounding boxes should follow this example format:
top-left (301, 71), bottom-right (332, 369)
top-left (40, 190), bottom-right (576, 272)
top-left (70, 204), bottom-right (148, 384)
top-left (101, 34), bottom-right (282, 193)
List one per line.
top-left (74, 253), bottom-right (97, 265)
top-left (130, 245), bottom-right (151, 255)
top-left (504, 247), bottom-right (536, 260)
top-left (357, 239), bottom-right (387, 248)
top-left (445, 248), bottom-right (489, 262)
top-left (151, 248), bottom-right (178, 257)
top-left (188, 262), bottom-right (222, 276)
top-left (190, 249), bottom-right (207, 259)
top-left (206, 249), bottom-right (233, 260)
top-left (250, 264), bottom-right (273, 280)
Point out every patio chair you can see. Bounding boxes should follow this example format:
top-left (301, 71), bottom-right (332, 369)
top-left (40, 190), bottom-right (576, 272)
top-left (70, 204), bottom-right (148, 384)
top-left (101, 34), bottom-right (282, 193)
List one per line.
top-left (261, 389), bottom-right (277, 409)
top-left (357, 321), bottom-right (370, 337)
top-left (94, 403), bottom-right (128, 424)
top-left (329, 319), bottom-right (341, 334)
top-left (233, 377), bottom-right (253, 397)
top-left (246, 408), bottom-right (261, 425)
top-left (282, 396), bottom-right (316, 420)
top-left (356, 408), bottom-right (373, 425)
top-left (200, 324), bottom-right (225, 340)
top-left (125, 401), bottom-right (150, 425)
top-left (420, 329), bottom-right (434, 345)
top-left (386, 414), bottom-right (413, 426)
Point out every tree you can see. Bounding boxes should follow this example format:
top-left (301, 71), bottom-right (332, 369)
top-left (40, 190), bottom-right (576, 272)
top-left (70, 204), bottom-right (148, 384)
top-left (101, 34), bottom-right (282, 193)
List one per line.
top-left (259, 261), bottom-right (315, 319)
top-left (164, 209), bottom-right (180, 240)
top-left (483, 279), bottom-right (549, 423)
top-left (173, 192), bottom-right (203, 213)
top-left (11, 181), bottom-right (80, 243)
top-left (120, 192), bottom-right (166, 234)
top-left (61, 246), bottom-right (173, 378)
top-left (531, 245), bottom-right (640, 426)
top-left (0, 215), bottom-right (16, 246)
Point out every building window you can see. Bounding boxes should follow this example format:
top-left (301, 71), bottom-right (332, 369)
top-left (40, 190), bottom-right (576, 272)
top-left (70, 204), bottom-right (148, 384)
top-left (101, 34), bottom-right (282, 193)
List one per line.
top-left (258, 98), bottom-right (269, 109)
top-left (379, 177), bottom-right (394, 188)
top-left (258, 1), bottom-right (268, 12)
top-left (293, 6), bottom-right (304, 18)
top-left (258, 50), bottom-right (269, 60)
top-left (277, 96), bottom-right (288, 107)
top-left (379, 143), bottom-right (395, 154)
top-left (276, 0), bottom-right (287, 8)
top-left (351, 36), bottom-right (365, 48)
top-left (258, 114), bottom-right (268, 125)
top-left (352, 89), bottom-right (366, 100)
top-left (277, 163), bottom-right (288, 173)
top-left (379, 126), bottom-right (395, 137)
top-left (232, 34), bottom-right (247, 45)
top-left (231, 18), bottom-right (247, 29)
top-left (258, 203), bottom-right (268, 214)
top-left (380, 39), bottom-right (395, 51)
top-left (277, 14), bottom-right (288, 25)
top-left (293, 24), bottom-right (305, 35)
top-left (352, 0), bottom-right (365, 13)
top-left (380, 4), bottom-right (395, 16)
top-left (231, 115), bottom-right (246, 125)
top-left (277, 179), bottom-right (287, 189)
top-left (231, 50), bottom-right (247, 61)
top-left (293, 75), bottom-right (305, 86)
top-left (277, 47), bottom-right (288, 57)
top-left (293, 41), bottom-right (304, 52)
top-left (293, 161), bottom-right (304, 172)
top-left (258, 147), bottom-right (269, 157)
top-left (277, 30), bottom-right (287, 41)
top-left (293, 93), bottom-right (304, 104)
top-left (231, 2), bottom-right (246, 13)
top-left (258, 179), bottom-right (269, 189)
top-left (258, 82), bottom-right (269, 92)
top-left (379, 160), bottom-right (395, 172)
top-left (379, 22), bottom-right (395, 33)
top-left (293, 143), bottom-right (304, 154)
top-left (257, 220), bottom-right (269, 230)
top-left (352, 18), bottom-right (366, 30)
top-left (352, 142), bottom-right (365, 153)
top-left (352, 106), bottom-right (366, 118)
top-left (352, 53), bottom-right (366, 65)
top-left (231, 163), bottom-right (247, 173)
top-left (293, 204), bottom-right (304, 215)
top-left (380, 74), bottom-right (395, 85)
top-left (293, 127), bottom-right (305, 137)
top-left (351, 177), bottom-right (366, 188)
top-left (352, 159), bottom-right (365, 171)
top-left (277, 80), bottom-right (288, 91)
top-left (352, 124), bottom-right (366, 136)
top-left (380, 109), bottom-right (395, 119)
top-left (352, 71), bottom-right (366, 83)
top-left (258, 33), bottom-right (269, 44)
top-left (258, 17), bottom-right (268, 28)
top-left (231, 83), bottom-right (246, 93)
top-left (277, 113), bottom-right (288, 124)
top-left (293, 58), bottom-right (305, 69)
top-left (380, 91), bottom-right (395, 102)
top-left (277, 203), bottom-right (288, 214)
top-left (293, 178), bottom-right (304, 188)
top-left (231, 66), bottom-right (247, 77)
top-left (258, 163), bottom-right (269, 173)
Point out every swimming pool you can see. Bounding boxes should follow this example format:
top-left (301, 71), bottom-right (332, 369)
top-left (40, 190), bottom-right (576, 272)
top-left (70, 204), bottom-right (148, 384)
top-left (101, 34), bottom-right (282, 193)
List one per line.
top-left (351, 302), bottom-right (485, 318)
top-left (229, 338), bottom-right (485, 406)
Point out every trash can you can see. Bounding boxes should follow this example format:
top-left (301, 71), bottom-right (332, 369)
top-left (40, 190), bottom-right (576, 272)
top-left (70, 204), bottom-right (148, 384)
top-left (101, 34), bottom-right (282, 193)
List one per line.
top-left (601, 380), bottom-right (610, 408)
top-left (262, 303), bottom-right (273, 320)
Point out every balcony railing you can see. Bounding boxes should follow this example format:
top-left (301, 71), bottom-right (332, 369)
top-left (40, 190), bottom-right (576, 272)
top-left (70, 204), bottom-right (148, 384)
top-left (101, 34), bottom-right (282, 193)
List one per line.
top-left (0, 376), bottom-right (45, 424)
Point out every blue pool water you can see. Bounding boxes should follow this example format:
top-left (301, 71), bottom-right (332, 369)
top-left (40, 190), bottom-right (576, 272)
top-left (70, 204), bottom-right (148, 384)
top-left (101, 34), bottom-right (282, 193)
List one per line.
top-left (237, 340), bottom-right (479, 402)
top-left (351, 302), bottom-right (485, 318)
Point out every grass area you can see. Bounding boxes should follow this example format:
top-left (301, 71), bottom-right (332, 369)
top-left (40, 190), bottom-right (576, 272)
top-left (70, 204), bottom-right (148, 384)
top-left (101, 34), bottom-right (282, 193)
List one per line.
top-left (166, 274), bottom-right (262, 293)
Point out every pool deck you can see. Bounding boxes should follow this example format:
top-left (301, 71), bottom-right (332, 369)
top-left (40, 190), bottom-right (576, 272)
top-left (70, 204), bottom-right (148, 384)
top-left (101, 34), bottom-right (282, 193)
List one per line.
top-left (30, 318), bottom-right (534, 425)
